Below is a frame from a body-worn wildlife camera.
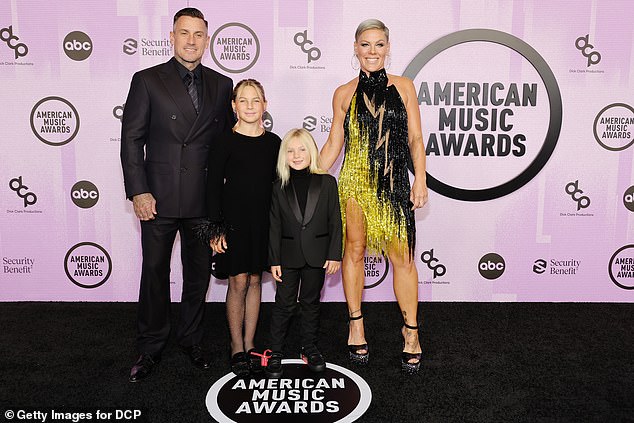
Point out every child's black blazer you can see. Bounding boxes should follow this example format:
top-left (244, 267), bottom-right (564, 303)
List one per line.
top-left (269, 173), bottom-right (342, 268)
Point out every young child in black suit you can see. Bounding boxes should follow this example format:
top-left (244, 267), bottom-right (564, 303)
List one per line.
top-left (266, 128), bottom-right (342, 378)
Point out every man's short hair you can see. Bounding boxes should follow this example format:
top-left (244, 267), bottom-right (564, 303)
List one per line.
top-left (173, 7), bottom-right (208, 29)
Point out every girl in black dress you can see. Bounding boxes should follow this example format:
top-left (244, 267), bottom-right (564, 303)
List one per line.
top-left (205, 79), bottom-right (281, 375)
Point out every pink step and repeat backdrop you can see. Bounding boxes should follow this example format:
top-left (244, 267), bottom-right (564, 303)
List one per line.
top-left (1, 0), bottom-right (633, 302)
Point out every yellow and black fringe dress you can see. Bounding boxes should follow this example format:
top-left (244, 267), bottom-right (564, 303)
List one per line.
top-left (339, 68), bottom-right (415, 257)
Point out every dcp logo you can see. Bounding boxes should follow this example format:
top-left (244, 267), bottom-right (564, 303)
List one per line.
top-left (113, 104), bottom-right (125, 121)
top-left (9, 176), bottom-right (37, 207)
top-left (575, 34), bottom-right (601, 67)
top-left (303, 116), bottom-right (317, 132)
top-left (294, 30), bottom-right (321, 63)
top-left (0, 25), bottom-right (28, 59)
top-left (533, 259), bottom-right (547, 274)
top-left (123, 38), bottom-right (137, 55)
top-left (71, 180), bottom-right (99, 209)
top-left (565, 180), bottom-right (590, 211)
top-left (478, 253), bottom-right (505, 280)
top-left (624, 186), bottom-right (634, 212)
top-left (420, 249), bottom-right (446, 279)
top-left (63, 31), bottom-right (93, 61)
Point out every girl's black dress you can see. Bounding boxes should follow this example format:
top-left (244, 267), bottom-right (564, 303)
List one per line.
top-left (206, 129), bottom-right (281, 276)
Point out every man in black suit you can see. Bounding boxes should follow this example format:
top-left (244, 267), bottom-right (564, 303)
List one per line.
top-left (120, 7), bottom-right (233, 382)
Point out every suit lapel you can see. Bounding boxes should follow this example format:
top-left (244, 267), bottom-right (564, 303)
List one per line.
top-left (283, 184), bottom-right (303, 224)
top-left (303, 175), bottom-right (322, 225)
top-left (200, 67), bottom-right (219, 114)
top-left (158, 58), bottom-right (197, 126)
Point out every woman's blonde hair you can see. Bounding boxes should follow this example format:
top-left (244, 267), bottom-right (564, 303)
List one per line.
top-left (355, 18), bottom-right (389, 41)
top-left (276, 128), bottom-right (326, 187)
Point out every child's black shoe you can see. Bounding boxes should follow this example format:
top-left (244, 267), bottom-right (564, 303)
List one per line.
top-left (266, 351), bottom-right (284, 378)
top-left (301, 345), bottom-right (326, 373)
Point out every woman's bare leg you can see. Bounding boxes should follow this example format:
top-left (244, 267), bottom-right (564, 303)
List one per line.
top-left (388, 245), bottom-right (422, 363)
top-left (342, 199), bottom-right (368, 352)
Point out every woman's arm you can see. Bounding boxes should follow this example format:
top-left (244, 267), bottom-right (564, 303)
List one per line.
top-left (399, 76), bottom-right (428, 210)
top-left (319, 84), bottom-right (352, 171)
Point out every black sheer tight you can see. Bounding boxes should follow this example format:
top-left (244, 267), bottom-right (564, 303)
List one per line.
top-left (226, 272), bottom-right (261, 355)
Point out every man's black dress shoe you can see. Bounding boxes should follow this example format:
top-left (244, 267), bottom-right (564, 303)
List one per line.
top-left (129, 353), bottom-right (159, 383)
top-left (183, 344), bottom-right (211, 369)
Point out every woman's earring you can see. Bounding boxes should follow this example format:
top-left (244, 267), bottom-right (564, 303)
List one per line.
top-left (385, 54), bottom-right (392, 70)
top-left (351, 53), bottom-right (360, 70)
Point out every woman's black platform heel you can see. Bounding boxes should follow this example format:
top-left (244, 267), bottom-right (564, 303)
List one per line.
top-left (401, 323), bottom-right (421, 374)
top-left (348, 314), bottom-right (369, 365)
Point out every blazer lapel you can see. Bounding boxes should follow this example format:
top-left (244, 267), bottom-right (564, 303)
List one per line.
top-left (158, 59), bottom-right (197, 126)
top-left (199, 67), bottom-right (219, 114)
top-left (303, 175), bottom-right (322, 225)
top-left (283, 184), bottom-right (303, 224)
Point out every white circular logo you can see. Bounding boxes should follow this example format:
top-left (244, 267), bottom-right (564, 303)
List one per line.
top-left (403, 29), bottom-right (562, 201)
top-left (593, 103), bottom-right (634, 151)
top-left (30, 96), bottom-right (80, 146)
top-left (64, 242), bottom-right (112, 288)
top-left (363, 253), bottom-right (389, 289)
top-left (211, 23), bottom-right (260, 73)
top-left (609, 245), bottom-right (634, 290)
top-left (206, 359), bottom-right (371, 422)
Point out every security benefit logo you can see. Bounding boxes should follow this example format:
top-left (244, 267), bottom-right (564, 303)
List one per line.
top-left (30, 96), bottom-right (80, 146)
top-left (403, 29), bottom-right (562, 201)
top-left (609, 245), bottom-right (634, 290)
top-left (211, 23), bottom-right (260, 73)
top-left (533, 258), bottom-right (580, 275)
top-left (64, 242), bottom-right (112, 289)
top-left (593, 103), bottom-right (634, 152)
top-left (3, 256), bottom-right (34, 275)
top-left (206, 360), bottom-right (371, 422)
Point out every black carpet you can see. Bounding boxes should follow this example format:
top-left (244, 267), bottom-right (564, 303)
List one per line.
top-left (1, 302), bottom-right (633, 422)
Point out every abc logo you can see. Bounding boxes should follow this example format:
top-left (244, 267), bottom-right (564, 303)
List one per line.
top-left (70, 180), bottom-right (99, 208)
top-left (262, 111), bottom-right (273, 132)
top-left (63, 31), bottom-right (93, 61)
top-left (478, 253), bottom-right (505, 280)
top-left (624, 185), bottom-right (634, 212)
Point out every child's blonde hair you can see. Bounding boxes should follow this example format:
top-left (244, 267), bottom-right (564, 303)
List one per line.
top-left (276, 128), bottom-right (326, 187)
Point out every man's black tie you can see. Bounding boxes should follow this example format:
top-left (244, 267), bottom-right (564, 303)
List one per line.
top-left (185, 71), bottom-right (199, 113)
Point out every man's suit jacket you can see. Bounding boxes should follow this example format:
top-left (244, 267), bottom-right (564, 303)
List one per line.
top-left (269, 173), bottom-right (342, 268)
top-left (120, 57), bottom-right (233, 218)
